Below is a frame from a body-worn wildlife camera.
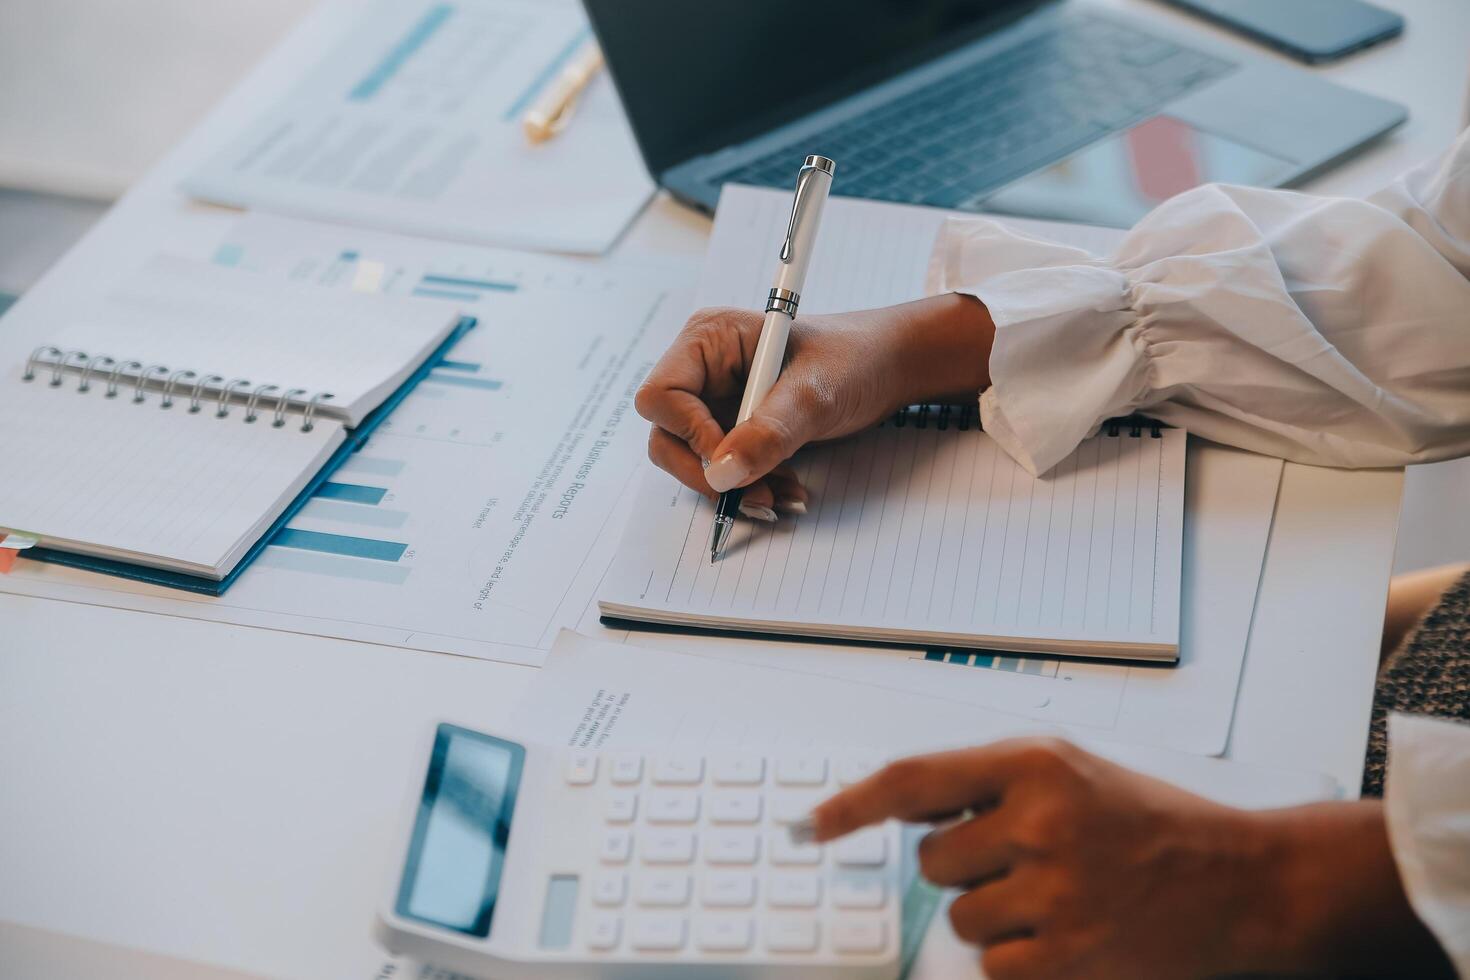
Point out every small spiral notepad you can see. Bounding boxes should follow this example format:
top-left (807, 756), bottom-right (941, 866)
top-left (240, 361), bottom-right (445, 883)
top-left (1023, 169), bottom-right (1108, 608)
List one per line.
top-left (601, 407), bottom-right (1187, 662)
top-left (0, 255), bottom-right (463, 581)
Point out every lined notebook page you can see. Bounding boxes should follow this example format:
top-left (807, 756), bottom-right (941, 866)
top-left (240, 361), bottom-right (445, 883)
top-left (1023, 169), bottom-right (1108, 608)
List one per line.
top-left (699, 185), bottom-right (1126, 312)
top-left (602, 420), bottom-right (1186, 657)
top-left (0, 376), bottom-right (342, 575)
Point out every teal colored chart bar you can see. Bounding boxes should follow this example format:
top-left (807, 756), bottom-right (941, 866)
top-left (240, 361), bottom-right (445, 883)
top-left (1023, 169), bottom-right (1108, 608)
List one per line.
top-left (426, 372), bottom-right (503, 391)
top-left (273, 528), bottom-right (407, 562)
top-left (341, 456), bottom-right (405, 477)
top-left (213, 243), bottom-right (244, 267)
top-left (256, 547), bottom-right (411, 585)
top-left (316, 481), bottom-right (388, 505)
top-left (412, 286), bottom-right (480, 303)
top-left (420, 273), bottom-right (518, 293)
top-left (300, 498), bottom-right (409, 530)
top-left (349, 4), bottom-right (454, 101)
top-left (436, 360), bottom-right (482, 373)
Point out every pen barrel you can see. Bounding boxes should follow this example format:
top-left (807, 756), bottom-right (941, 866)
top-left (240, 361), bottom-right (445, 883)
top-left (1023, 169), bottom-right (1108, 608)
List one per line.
top-left (736, 310), bottom-right (793, 423)
top-left (773, 167), bottom-right (833, 297)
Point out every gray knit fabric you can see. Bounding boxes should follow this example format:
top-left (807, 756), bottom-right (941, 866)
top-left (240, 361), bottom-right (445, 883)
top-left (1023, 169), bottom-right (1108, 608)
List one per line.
top-left (1363, 570), bottom-right (1470, 797)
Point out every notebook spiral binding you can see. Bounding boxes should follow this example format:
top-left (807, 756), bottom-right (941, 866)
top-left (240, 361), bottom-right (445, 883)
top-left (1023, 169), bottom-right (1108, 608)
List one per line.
top-left (885, 403), bottom-right (1163, 437)
top-left (21, 345), bottom-right (336, 433)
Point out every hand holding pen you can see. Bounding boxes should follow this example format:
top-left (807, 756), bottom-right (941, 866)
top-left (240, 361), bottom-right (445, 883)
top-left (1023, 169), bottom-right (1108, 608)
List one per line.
top-left (634, 158), bottom-right (997, 556)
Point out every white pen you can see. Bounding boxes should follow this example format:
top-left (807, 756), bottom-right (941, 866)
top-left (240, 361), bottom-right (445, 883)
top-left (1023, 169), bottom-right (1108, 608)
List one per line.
top-left (710, 154), bottom-right (836, 562)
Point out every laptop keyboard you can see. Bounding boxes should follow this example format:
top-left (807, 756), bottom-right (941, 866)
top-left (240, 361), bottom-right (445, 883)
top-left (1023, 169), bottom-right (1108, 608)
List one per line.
top-left (719, 15), bottom-right (1234, 210)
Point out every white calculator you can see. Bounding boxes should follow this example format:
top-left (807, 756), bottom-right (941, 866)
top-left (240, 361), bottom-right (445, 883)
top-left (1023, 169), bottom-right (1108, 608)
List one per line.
top-left (376, 723), bottom-right (902, 979)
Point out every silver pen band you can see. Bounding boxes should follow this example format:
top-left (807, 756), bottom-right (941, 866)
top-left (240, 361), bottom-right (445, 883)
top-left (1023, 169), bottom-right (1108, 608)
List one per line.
top-left (766, 287), bottom-right (800, 317)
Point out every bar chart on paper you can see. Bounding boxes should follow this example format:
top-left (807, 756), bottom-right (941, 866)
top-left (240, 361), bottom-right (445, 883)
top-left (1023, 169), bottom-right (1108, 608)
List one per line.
top-left (258, 460), bottom-right (418, 586)
top-left (920, 649), bottom-right (1061, 678)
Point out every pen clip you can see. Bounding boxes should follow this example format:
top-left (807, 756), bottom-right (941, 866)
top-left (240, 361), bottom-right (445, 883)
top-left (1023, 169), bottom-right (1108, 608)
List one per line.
top-left (779, 155), bottom-right (835, 263)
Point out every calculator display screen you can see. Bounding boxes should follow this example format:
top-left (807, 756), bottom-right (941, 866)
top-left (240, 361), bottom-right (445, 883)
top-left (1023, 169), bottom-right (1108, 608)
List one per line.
top-left (395, 725), bottom-right (526, 938)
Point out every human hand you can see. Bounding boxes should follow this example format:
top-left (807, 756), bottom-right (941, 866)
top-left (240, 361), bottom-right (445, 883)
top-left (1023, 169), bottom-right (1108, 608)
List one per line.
top-left (634, 293), bottom-right (992, 517)
top-left (805, 739), bottom-right (1450, 979)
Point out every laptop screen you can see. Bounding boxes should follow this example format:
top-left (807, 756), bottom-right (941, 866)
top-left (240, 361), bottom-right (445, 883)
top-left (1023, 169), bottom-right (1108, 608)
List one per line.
top-left (583, 0), bottom-right (1038, 177)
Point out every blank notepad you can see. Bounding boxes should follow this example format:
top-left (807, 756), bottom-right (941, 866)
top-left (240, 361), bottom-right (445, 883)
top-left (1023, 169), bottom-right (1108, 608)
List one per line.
top-left (601, 412), bottom-right (1187, 661)
top-left (0, 254), bottom-right (462, 582)
top-left (0, 368), bottom-right (343, 577)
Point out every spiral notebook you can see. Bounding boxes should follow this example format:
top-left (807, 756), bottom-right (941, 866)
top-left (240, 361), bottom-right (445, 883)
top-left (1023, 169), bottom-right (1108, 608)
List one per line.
top-left (0, 255), bottom-right (470, 593)
top-left (600, 407), bottom-right (1187, 662)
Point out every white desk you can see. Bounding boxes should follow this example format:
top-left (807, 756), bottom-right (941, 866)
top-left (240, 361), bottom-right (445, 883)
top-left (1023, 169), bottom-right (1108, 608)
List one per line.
top-left (1, 0), bottom-right (1464, 977)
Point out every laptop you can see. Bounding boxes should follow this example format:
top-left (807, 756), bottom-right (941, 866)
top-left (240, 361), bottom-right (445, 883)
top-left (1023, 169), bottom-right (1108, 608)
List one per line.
top-left (581, 0), bottom-right (1406, 227)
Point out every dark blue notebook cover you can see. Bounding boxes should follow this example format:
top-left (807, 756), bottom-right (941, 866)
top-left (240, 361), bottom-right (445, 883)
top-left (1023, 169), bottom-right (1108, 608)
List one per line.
top-left (21, 316), bottom-right (477, 596)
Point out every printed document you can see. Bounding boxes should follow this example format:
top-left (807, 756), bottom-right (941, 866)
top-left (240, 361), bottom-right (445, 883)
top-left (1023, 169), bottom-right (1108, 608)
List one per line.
top-left (184, 0), bottom-right (654, 254)
top-left (0, 217), bottom-right (693, 666)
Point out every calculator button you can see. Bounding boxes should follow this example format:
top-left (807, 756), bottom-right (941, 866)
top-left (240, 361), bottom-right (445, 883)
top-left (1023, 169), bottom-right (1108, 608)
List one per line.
top-left (604, 790), bottom-right (638, 824)
top-left (709, 790), bottom-right (762, 824)
top-left (833, 828), bottom-right (888, 867)
top-left (565, 753), bottom-right (598, 785)
top-left (767, 872), bottom-right (821, 908)
top-left (831, 874), bottom-right (887, 909)
top-left (702, 871), bottom-right (757, 908)
top-left (599, 829), bottom-right (633, 864)
top-left (705, 829), bottom-right (760, 865)
top-left (629, 915), bottom-right (686, 951)
top-left (769, 832), bottom-right (822, 866)
top-left (696, 917), bottom-right (754, 952)
top-left (837, 757), bottom-right (880, 786)
top-left (711, 754), bottom-right (765, 785)
top-left (646, 789), bottom-right (700, 824)
top-left (765, 916), bottom-right (820, 953)
top-left (832, 918), bottom-right (888, 954)
top-left (586, 913), bottom-right (621, 951)
top-left (775, 756), bottom-right (829, 786)
top-left (770, 790), bottom-right (823, 825)
top-left (635, 871), bottom-right (692, 907)
top-left (591, 872), bottom-right (628, 907)
top-left (609, 753), bottom-right (644, 785)
top-left (652, 756), bottom-right (705, 785)
top-left (640, 829), bottom-right (696, 864)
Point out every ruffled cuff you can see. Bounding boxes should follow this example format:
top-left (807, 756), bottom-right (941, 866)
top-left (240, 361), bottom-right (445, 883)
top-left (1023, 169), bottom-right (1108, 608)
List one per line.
top-left (927, 216), bottom-right (1151, 476)
top-left (1385, 712), bottom-right (1470, 977)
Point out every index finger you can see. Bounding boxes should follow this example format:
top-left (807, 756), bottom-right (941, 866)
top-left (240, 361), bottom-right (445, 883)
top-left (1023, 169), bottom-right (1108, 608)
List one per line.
top-left (807, 741), bottom-right (1038, 843)
top-left (634, 307), bottom-right (760, 459)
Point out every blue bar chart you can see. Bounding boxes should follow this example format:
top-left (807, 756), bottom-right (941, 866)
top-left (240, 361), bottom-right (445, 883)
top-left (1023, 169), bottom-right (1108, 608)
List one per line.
top-left (349, 3), bottom-right (455, 101)
top-left (273, 528), bottom-right (407, 562)
top-left (316, 481), bottom-right (389, 505)
top-left (921, 649), bottom-right (1060, 677)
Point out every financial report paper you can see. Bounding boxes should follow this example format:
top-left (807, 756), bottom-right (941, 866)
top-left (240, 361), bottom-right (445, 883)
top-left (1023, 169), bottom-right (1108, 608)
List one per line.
top-left (183, 0), bottom-right (654, 254)
top-left (0, 216), bottom-right (693, 666)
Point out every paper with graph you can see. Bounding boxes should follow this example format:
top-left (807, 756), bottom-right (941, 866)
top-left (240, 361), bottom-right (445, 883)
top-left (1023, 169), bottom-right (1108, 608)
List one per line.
top-left (601, 413), bottom-right (1187, 661)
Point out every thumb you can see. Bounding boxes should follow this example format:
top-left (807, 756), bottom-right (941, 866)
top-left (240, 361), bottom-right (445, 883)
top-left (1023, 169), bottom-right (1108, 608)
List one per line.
top-left (703, 377), bottom-right (823, 493)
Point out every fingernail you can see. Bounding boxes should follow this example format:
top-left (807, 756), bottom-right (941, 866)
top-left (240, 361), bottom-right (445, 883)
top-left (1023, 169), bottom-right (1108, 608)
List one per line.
top-left (739, 503), bottom-right (778, 523)
top-left (788, 815), bottom-right (818, 846)
top-left (775, 498), bottom-right (807, 515)
top-left (705, 452), bottom-right (752, 493)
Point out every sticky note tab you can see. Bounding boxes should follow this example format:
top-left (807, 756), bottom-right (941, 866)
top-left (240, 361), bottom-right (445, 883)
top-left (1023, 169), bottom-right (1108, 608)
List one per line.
top-left (0, 548), bottom-right (18, 573)
top-left (0, 530), bottom-right (38, 550)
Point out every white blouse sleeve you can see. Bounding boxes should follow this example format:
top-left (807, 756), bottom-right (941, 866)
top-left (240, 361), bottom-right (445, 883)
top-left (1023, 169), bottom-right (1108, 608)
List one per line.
top-left (1385, 713), bottom-right (1470, 977)
top-left (927, 127), bottom-right (1470, 476)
